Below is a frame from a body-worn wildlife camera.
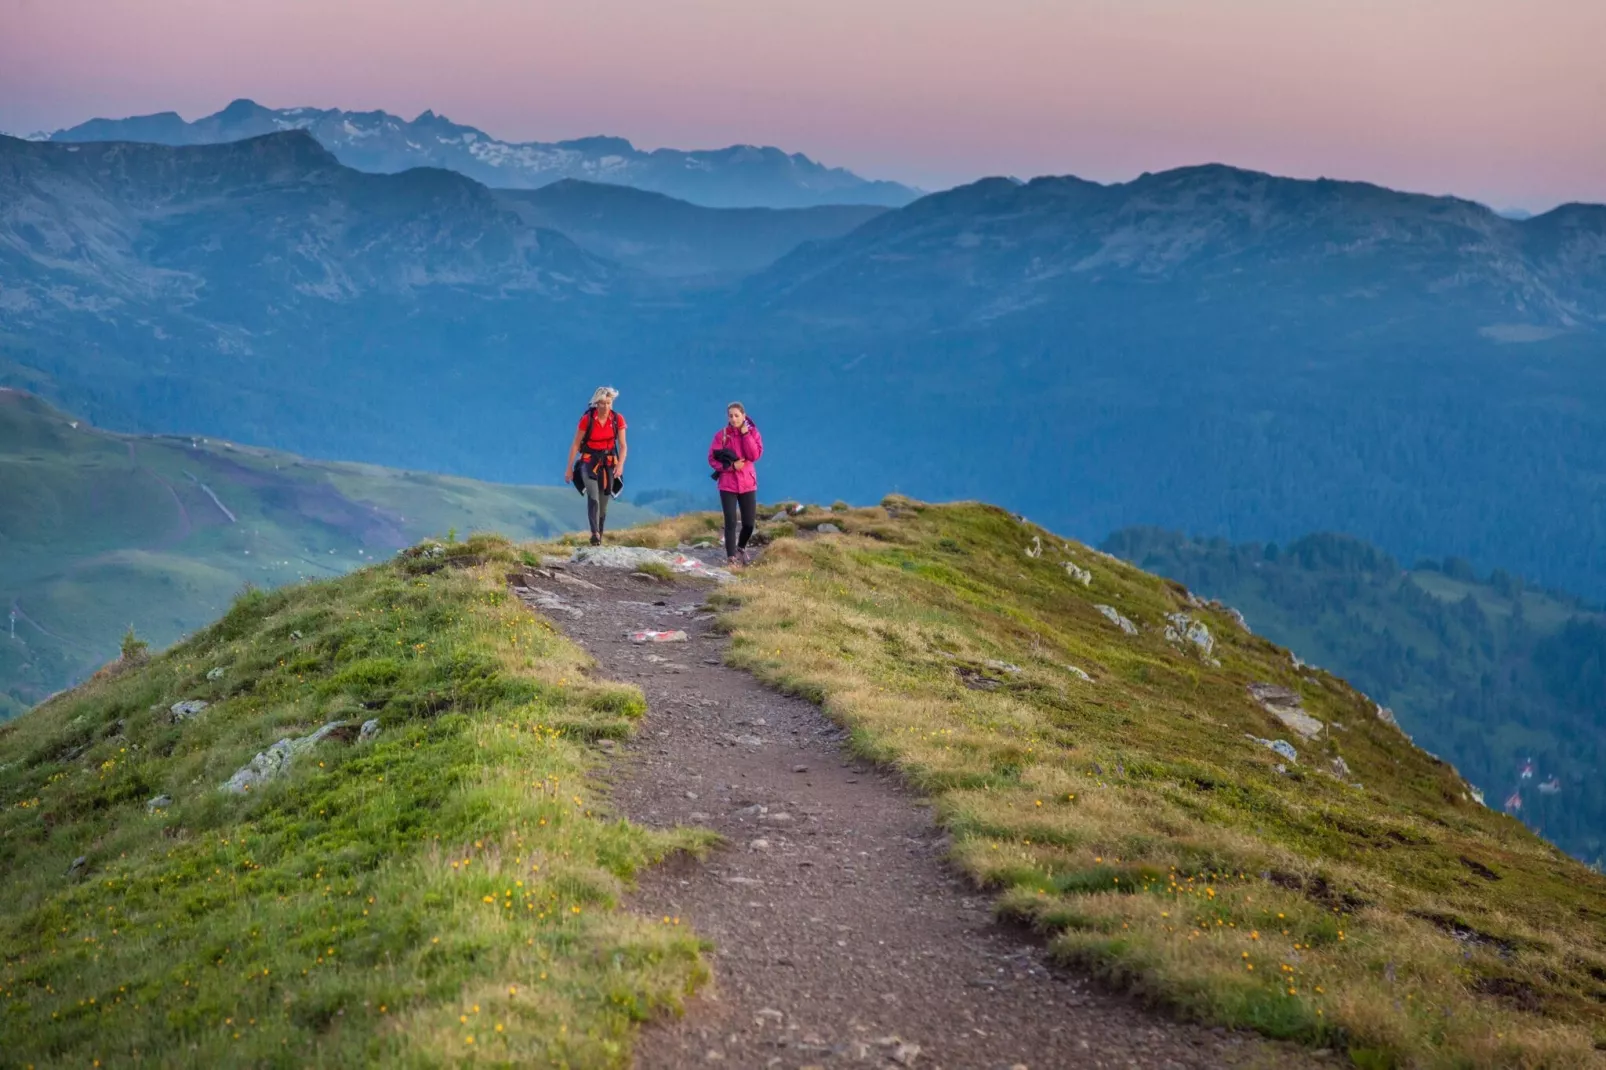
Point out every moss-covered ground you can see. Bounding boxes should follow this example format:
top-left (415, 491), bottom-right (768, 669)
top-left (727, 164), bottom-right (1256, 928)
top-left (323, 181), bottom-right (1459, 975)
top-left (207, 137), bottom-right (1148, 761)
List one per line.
top-left (0, 533), bottom-right (706, 1068)
top-left (621, 499), bottom-right (1606, 1068)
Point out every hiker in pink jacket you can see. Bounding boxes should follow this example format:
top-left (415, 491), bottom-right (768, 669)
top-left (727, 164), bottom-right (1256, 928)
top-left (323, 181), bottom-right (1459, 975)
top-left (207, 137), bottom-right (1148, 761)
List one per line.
top-left (708, 402), bottom-right (764, 567)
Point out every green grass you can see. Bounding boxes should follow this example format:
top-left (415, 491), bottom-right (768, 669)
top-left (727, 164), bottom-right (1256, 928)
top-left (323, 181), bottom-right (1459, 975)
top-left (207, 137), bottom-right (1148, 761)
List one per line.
top-left (0, 533), bottom-right (707, 1067)
top-left (622, 500), bottom-right (1606, 1068)
top-left (0, 389), bottom-right (657, 713)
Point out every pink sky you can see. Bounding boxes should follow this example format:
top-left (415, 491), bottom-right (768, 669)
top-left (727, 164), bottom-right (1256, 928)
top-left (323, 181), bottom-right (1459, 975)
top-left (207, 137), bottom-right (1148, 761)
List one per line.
top-left (2, 0), bottom-right (1601, 211)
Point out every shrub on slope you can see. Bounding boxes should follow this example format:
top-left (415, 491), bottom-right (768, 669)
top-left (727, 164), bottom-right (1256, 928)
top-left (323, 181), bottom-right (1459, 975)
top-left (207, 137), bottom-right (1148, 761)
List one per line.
top-left (0, 534), bottom-right (704, 1067)
top-left (631, 500), bottom-right (1606, 1067)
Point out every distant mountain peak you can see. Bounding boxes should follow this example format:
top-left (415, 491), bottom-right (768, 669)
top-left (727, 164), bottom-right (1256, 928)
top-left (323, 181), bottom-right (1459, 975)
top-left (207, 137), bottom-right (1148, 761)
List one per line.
top-left (48, 101), bottom-right (921, 209)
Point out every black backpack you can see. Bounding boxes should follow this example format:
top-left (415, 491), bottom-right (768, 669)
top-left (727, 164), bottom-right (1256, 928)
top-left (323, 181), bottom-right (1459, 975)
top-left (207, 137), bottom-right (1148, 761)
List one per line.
top-left (572, 408), bottom-right (621, 494)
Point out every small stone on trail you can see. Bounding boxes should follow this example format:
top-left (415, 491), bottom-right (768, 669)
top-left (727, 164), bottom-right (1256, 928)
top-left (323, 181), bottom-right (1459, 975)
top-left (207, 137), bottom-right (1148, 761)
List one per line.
top-left (750, 839), bottom-right (772, 850)
top-left (816, 523), bottom-right (842, 534)
top-left (684, 791), bottom-right (699, 800)
top-left (630, 629), bottom-right (688, 643)
top-left (793, 764), bottom-right (809, 773)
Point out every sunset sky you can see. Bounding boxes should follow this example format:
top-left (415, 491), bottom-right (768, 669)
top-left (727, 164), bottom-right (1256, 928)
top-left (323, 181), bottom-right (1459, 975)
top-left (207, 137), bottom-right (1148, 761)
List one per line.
top-left (2, 0), bottom-right (1601, 211)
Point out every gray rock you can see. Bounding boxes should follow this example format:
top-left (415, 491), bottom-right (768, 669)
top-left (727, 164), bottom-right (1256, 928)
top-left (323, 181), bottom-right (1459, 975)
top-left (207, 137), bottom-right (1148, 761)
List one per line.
top-left (1248, 683), bottom-right (1324, 739)
top-left (1025, 535), bottom-right (1043, 558)
top-left (572, 544), bottom-right (732, 581)
top-left (983, 659), bottom-right (1022, 675)
top-left (146, 794), bottom-right (172, 813)
top-left (1064, 562), bottom-right (1092, 586)
top-left (67, 855), bottom-right (87, 877)
top-left (359, 718), bottom-right (381, 743)
top-left (205, 667), bottom-right (225, 681)
top-left (1374, 703), bottom-right (1399, 727)
top-left (816, 523), bottom-right (842, 534)
top-left (1330, 756), bottom-right (1353, 778)
top-left (1065, 665), bottom-right (1093, 682)
top-left (168, 699), bottom-right (209, 723)
top-left (1164, 613), bottom-right (1215, 657)
top-left (1245, 734), bottom-right (1298, 763)
top-left (1095, 604), bottom-right (1139, 635)
top-left (525, 590), bottom-right (584, 619)
top-left (221, 721), bottom-right (352, 794)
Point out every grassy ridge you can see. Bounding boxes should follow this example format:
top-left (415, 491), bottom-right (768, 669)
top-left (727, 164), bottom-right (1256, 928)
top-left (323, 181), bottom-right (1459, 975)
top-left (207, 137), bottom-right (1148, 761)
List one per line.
top-left (1, 388), bottom-right (653, 714)
top-left (1103, 527), bottom-right (1606, 864)
top-left (626, 500), bottom-right (1606, 1067)
top-left (0, 534), bottom-right (705, 1067)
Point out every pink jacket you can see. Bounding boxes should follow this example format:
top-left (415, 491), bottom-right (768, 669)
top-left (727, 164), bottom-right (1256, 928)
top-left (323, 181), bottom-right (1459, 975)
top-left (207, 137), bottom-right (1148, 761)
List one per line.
top-left (709, 421), bottom-right (764, 494)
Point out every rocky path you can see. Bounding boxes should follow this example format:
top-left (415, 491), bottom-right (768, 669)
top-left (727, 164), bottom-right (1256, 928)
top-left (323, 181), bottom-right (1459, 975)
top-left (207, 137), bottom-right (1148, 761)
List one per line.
top-left (513, 555), bottom-right (1304, 1070)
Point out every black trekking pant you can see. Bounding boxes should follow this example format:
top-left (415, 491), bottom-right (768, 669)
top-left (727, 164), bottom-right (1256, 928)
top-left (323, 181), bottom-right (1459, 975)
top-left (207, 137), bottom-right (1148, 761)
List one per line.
top-left (720, 490), bottom-right (757, 559)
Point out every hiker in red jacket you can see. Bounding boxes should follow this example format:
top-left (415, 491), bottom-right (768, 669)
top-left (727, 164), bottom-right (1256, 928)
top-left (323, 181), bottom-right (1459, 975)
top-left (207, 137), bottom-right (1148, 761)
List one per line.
top-left (564, 386), bottom-right (627, 545)
top-left (708, 402), bottom-right (764, 567)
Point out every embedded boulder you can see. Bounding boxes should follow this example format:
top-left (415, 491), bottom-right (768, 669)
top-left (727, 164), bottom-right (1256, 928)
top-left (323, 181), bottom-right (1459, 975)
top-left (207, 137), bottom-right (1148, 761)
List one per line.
top-left (221, 721), bottom-right (360, 794)
top-left (1246, 735), bottom-right (1298, 763)
top-left (1095, 605), bottom-right (1139, 636)
top-left (571, 546), bottom-right (731, 581)
top-left (1248, 682), bottom-right (1324, 739)
top-left (1164, 613), bottom-right (1216, 658)
top-left (168, 700), bottom-right (209, 723)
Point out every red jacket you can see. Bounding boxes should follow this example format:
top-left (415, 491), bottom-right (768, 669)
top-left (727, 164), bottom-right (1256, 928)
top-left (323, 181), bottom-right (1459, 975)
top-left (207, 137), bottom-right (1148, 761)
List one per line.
top-left (708, 421), bottom-right (763, 493)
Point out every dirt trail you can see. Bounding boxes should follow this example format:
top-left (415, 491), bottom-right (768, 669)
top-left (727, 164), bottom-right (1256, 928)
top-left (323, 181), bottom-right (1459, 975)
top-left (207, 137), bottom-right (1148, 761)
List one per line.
top-left (514, 557), bottom-right (1310, 1070)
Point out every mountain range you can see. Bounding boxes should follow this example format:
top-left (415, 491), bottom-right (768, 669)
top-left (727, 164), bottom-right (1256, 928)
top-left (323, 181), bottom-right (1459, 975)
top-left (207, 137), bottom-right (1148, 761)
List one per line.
top-left (3, 131), bottom-right (1606, 602)
top-left (43, 98), bottom-right (921, 209)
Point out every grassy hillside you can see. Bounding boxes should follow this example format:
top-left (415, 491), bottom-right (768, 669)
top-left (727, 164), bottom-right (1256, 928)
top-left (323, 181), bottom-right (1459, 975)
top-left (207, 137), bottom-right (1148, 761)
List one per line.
top-left (0, 389), bottom-right (652, 716)
top-left (1103, 528), bottom-right (1606, 864)
top-left (0, 533), bottom-right (706, 1067)
top-left (618, 501), bottom-right (1606, 1067)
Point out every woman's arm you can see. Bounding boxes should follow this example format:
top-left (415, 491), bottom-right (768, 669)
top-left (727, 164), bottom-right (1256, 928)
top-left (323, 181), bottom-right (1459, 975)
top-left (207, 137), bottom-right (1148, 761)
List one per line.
top-left (563, 426), bottom-right (584, 480)
top-left (746, 424), bottom-right (764, 463)
top-left (616, 427), bottom-right (627, 470)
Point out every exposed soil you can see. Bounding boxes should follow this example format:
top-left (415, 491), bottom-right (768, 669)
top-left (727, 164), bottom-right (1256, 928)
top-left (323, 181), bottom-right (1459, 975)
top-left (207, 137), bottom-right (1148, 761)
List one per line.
top-left (515, 555), bottom-right (1317, 1070)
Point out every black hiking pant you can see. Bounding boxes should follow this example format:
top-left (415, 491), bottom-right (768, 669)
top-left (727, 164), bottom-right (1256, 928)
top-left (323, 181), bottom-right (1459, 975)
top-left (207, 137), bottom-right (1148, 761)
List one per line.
top-left (720, 490), bottom-right (757, 559)
top-left (583, 470), bottom-right (612, 537)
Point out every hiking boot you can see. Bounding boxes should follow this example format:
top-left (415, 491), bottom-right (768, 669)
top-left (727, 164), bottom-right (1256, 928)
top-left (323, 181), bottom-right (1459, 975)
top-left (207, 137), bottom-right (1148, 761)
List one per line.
top-left (590, 534), bottom-right (602, 547)
top-left (727, 556), bottom-right (743, 571)
top-left (737, 548), bottom-right (751, 566)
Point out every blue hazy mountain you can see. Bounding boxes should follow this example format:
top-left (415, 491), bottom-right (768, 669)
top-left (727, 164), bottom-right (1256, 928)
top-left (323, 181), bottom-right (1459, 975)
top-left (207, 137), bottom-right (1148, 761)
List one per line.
top-left (4, 133), bottom-right (1605, 602)
top-left (497, 180), bottom-right (886, 279)
top-left (47, 98), bottom-right (920, 209)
